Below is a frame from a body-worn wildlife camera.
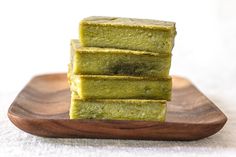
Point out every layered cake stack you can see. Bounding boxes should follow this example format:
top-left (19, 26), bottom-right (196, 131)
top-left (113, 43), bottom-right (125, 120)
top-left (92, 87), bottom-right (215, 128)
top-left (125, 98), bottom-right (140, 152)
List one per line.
top-left (68, 16), bottom-right (176, 121)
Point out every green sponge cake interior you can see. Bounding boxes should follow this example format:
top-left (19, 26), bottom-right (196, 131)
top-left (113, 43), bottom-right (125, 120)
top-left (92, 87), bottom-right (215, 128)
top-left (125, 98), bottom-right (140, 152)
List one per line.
top-left (80, 16), bottom-right (176, 53)
top-left (67, 16), bottom-right (175, 122)
top-left (71, 39), bottom-right (171, 77)
top-left (70, 75), bottom-right (172, 100)
top-left (70, 98), bottom-right (167, 121)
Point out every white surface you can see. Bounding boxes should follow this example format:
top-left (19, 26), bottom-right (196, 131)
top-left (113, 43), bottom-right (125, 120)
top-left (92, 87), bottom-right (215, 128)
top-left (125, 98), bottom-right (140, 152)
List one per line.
top-left (0, 0), bottom-right (236, 156)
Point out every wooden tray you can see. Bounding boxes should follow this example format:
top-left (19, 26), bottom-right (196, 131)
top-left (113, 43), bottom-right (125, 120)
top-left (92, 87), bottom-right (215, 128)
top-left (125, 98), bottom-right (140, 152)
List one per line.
top-left (8, 73), bottom-right (227, 140)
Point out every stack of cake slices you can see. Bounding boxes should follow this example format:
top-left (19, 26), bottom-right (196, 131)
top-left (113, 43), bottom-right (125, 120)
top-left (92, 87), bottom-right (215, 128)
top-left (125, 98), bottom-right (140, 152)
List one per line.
top-left (68, 16), bottom-right (176, 121)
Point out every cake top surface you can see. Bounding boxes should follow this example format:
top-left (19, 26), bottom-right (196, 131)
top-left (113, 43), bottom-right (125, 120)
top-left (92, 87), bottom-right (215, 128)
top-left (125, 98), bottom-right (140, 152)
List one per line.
top-left (81, 16), bottom-right (175, 30)
top-left (71, 74), bottom-right (172, 81)
top-left (71, 39), bottom-right (171, 57)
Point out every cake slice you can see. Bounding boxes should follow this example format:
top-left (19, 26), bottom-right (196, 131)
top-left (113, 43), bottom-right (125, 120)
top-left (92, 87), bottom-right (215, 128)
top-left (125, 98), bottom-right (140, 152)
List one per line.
top-left (69, 75), bottom-right (172, 100)
top-left (79, 16), bottom-right (176, 53)
top-left (70, 97), bottom-right (167, 121)
top-left (70, 39), bottom-right (171, 77)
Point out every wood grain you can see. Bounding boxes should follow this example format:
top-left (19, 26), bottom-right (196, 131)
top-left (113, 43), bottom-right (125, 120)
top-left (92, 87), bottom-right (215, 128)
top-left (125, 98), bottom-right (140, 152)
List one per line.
top-left (8, 73), bottom-right (227, 140)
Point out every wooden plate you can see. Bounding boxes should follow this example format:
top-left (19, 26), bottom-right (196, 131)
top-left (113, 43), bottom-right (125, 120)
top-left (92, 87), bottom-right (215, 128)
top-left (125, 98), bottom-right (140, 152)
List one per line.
top-left (8, 73), bottom-right (227, 140)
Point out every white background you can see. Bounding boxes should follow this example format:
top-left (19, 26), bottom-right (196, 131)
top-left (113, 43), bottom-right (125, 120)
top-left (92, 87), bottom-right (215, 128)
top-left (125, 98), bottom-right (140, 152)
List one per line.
top-left (0, 0), bottom-right (236, 156)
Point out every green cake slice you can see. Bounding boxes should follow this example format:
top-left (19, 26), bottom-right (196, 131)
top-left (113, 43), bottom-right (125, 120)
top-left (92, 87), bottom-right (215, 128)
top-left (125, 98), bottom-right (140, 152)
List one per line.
top-left (70, 97), bottom-right (167, 121)
top-left (70, 39), bottom-right (171, 77)
top-left (79, 16), bottom-right (176, 53)
top-left (69, 75), bottom-right (172, 100)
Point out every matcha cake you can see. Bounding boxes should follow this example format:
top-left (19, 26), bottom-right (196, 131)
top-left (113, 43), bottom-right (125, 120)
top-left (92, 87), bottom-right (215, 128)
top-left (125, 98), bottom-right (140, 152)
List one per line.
top-left (69, 75), bottom-right (172, 100)
top-left (80, 16), bottom-right (176, 53)
top-left (70, 97), bottom-right (167, 121)
top-left (71, 39), bottom-right (171, 77)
